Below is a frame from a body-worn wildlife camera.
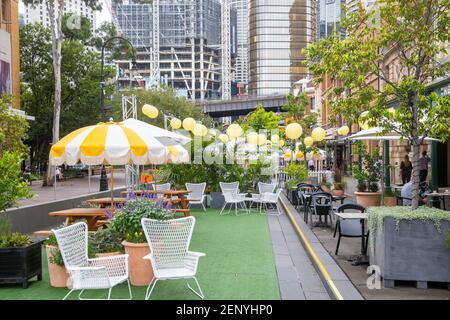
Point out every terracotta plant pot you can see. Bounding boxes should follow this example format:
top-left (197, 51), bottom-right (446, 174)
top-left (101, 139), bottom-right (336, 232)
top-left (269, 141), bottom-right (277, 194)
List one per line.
top-left (122, 241), bottom-right (153, 286)
top-left (45, 245), bottom-right (69, 288)
top-left (95, 251), bottom-right (121, 258)
top-left (383, 196), bottom-right (397, 207)
top-left (354, 191), bottom-right (382, 207)
top-left (333, 189), bottom-right (345, 197)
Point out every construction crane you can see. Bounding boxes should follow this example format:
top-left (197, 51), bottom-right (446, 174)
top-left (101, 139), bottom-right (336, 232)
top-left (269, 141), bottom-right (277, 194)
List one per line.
top-left (221, 0), bottom-right (231, 100)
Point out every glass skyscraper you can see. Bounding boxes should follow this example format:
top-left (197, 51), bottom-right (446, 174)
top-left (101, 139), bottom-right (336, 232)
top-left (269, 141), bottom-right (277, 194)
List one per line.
top-left (248, 0), bottom-right (317, 96)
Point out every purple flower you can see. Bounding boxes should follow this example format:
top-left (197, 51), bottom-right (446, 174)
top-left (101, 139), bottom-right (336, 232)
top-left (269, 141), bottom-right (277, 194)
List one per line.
top-left (165, 201), bottom-right (172, 210)
top-left (126, 191), bottom-right (136, 200)
top-left (105, 209), bottom-right (113, 220)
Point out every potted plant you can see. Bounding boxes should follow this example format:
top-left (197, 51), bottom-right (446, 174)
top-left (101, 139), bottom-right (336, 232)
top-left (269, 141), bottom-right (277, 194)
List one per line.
top-left (110, 198), bottom-right (172, 286)
top-left (332, 168), bottom-right (346, 196)
top-left (43, 233), bottom-right (69, 288)
top-left (383, 189), bottom-right (398, 207)
top-left (353, 146), bottom-right (382, 207)
top-left (89, 228), bottom-right (124, 258)
top-left (283, 162), bottom-right (308, 205)
top-left (0, 152), bottom-right (37, 289)
top-left (368, 206), bottom-right (450, 288)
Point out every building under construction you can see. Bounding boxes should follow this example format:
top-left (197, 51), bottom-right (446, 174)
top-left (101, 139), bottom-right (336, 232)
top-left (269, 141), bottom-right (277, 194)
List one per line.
top-left (112, 0), bottom-right (237, 100)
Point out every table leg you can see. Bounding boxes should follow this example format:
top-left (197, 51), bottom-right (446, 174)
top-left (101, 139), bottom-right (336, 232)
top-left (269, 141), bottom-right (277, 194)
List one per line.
top-left (361, 218), bottom-right (365, 255)
top-left (179, 194), bottom-right (190, 216)
top-left (86, 217), bottom-right (98, 231)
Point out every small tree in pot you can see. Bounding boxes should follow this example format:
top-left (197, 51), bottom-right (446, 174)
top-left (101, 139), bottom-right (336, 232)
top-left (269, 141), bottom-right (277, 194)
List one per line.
top-left (353, 145), bottom-right (382, 207)
top-left (332, 168), bottom-right (346, 196)
top-left (110, 199), bottom-right (172, 286)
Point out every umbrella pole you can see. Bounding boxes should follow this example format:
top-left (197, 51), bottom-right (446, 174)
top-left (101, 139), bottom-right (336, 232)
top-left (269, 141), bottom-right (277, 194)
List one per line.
top-left (54, 166), bottom-right (56, 200)
top-left (381, 141), bottom-right (385, 204)
top-left (88, 165), bottom-right (91, 193)
top-left (110, 166), bottom-right (114, 208)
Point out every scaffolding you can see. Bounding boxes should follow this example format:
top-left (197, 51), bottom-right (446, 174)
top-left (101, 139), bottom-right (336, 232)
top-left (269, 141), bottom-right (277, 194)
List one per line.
top-left (221, 0), bottom-right (231, 100)
top-left (122, 95), bottom-right (140, 190)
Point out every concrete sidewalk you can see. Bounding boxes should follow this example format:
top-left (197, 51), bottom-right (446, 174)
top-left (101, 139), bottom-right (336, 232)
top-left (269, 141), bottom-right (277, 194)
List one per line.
top-left (17, 171), bottom-right (126, 207)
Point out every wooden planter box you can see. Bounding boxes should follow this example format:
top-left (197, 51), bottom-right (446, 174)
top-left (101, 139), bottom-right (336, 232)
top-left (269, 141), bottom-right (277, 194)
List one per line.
top-left (369, 217), bottom-right (450, 289)
top-left (0, 241), bottom-right (43, 288)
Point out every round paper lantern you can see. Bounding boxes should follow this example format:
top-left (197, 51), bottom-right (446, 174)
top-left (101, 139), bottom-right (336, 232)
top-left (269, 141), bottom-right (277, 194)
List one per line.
top-left (304, 136), bottom-right (314, 147)
top-left (284, 150), bottom-right (292, 160)
top-left (218, 133), bottom-right (229, 143)
top-left (247, 132), bottom-right (258, 145)
top-left (311, 127), bottom-right (326, 142)
top-left (339, 125), bottom-right (349, 136)
top-left (226, 123), bottom-right (243, 139)
top-left (271, 135), bottom-right (279, 143)
top-left (193, 123), bottom-right (207, 137)
top-left (279, 139), bottom-right (285, 147)
top-left (142, 104), bottom-right (158, 119)
top-left (170, 117), bottom-right (182, 129)
top-left (182, 117), bottom-right (196, 131)
top-left (296, 151), bottom-right (304, 159)
top-left (313, 151), bottom-right (320, 159)
top-left (358, 111), bottom-right (369, 130)
top-left (257, 133), bottom-right (267, 145)
top-left (285, 122), bottom-right (303, 140)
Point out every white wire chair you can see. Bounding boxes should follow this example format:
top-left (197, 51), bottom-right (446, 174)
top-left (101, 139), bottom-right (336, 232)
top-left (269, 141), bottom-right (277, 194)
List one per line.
top-left (155, 183), bottom-right (171, 199)
top-left (219, 182), bottom-right (248, 215)
top-left (185, 182), bottom-right (207, 211)
top-left (141, 216), bottom-right (206, 300)
top-left (251, 182), bottom-right (277, 213)
top-left (51, 222), bottom-right (131, 300)
top-left (260, 189), bottom-right (283, 216)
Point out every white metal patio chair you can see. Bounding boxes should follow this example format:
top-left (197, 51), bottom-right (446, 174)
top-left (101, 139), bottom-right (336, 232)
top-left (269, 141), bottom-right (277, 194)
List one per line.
top-left (186, 182), bottom-right (207, 211)
top-left (219, 182), bottom-right (247, 215)
top-left (251, 182), bottom-right (277, 213)
top-left (155, 183), bottom-right (171, 199)
top-left (141, 216), bottom-right (206, 300)
top-left (52, 222), bottom-right (131, 300)
top-left (260, 189), bottom-right (283, 216)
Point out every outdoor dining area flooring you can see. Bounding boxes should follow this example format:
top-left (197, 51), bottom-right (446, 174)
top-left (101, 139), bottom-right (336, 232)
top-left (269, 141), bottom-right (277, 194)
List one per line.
top-left (0, 209), bottom-right (280, 300)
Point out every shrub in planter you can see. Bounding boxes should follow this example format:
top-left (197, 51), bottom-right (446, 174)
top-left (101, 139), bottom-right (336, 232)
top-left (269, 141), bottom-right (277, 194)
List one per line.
top-left (383, 189), bottom-right (398, 207)
top-left (368, 206), bottom-right (450, 288)
top-left (44, 233), bottom-right (69, 288)
top-left (110, 199), bottom-right (172, 286)
top-left (89, 228), bottom-right (124, 257)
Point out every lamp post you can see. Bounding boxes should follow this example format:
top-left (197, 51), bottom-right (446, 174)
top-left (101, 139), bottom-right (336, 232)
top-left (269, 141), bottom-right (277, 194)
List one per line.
top-left (99, 36), bottom-right (137, 192)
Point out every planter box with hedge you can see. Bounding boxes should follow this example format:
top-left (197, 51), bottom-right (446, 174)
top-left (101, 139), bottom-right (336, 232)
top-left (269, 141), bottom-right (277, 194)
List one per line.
top-left (368, 206), bottom-right (450, 288)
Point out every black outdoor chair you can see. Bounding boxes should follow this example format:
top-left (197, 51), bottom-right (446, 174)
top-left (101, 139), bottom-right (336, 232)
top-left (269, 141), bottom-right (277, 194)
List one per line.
top-left (334, 203), bottom-right (368, 256)
top-left (309, 192), bottom-right (334, 227)
top-left (297, 183), bottom-right (320, 222)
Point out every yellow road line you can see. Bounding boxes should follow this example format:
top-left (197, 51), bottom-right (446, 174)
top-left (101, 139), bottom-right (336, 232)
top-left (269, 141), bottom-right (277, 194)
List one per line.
top-left (279, 198), bottom-right (344, 300)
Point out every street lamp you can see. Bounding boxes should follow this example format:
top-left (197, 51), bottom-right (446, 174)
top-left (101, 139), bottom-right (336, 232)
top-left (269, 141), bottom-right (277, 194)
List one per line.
top-left (99, 36), bottom-right (137, 192)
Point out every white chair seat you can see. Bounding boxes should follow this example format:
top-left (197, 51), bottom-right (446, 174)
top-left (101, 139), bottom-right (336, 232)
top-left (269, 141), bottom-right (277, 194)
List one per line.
top-left (154, 267), bottom-right (196, 279)
top-left (109, 275), bottom-right (129, 287)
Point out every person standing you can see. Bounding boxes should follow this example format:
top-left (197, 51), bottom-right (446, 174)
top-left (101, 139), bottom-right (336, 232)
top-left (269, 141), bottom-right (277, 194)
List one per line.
top-left (400, 154), bottom-right (412, 185)
top-left (308, 159), bottom-right (315, 171)
top-left (419, 150), bottom-right (431, 183)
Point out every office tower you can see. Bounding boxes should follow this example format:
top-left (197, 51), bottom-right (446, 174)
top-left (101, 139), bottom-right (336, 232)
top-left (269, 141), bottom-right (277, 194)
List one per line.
top-left (317, 0), bottom-right (345, 40)
top-left (230, 0), bottom-right (249, 91)
top-left (248, 0), bottom-right (317, 96)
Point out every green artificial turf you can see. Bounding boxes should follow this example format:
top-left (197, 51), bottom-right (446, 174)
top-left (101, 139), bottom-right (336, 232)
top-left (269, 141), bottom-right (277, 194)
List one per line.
top-left (0, 209), bottom-right (280, 300)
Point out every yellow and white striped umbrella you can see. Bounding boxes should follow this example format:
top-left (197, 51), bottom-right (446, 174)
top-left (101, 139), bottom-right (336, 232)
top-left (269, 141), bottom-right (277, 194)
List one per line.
top-left (50, 118), bottom-right (190, 166)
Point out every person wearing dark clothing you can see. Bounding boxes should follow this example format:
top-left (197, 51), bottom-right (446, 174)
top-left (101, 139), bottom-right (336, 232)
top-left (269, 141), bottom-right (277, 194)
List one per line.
top-left (400, 154), bottom-right (412, 185)
top-left (419, 150), bottom-right (431, 183)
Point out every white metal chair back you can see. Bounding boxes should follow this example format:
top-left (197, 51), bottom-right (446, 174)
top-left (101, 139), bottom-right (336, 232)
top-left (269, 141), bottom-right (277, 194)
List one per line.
top-left (156, 183), bottom-right (171, 199)
top-left (186, 183), bottom-right (206, 200)
top-left (222, 188), bottom-right (240, 203)
top-left (52, 222), bottom-right (89, 268)
top-left (258, 182), bottom-right (276, 195)
top-left (219, 181), bottom-right (239, 192)
top-left (141, 216), bottom-right (195, 271)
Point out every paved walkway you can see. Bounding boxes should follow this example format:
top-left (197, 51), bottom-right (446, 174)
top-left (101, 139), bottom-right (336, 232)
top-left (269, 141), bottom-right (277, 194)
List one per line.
top-left (18, 171), bottom-right (126, 207)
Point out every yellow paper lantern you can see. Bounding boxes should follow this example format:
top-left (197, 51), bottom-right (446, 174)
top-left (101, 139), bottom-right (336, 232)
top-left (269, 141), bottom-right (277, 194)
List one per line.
top-left (170, 117), bottom-right (182, 129)
top-left (358, 111), bottom-right (369, 130)
top-left (311, 127), bottom-right (326, 142)
top-left (193, 123), bottom-right (207, 137)
top-left (226, 123), bottom-right (243, 139)
top-left (218, 133), bottom-right (229, 143)
top-left (279, 139), bottom-right (285, 147)
top-left (257, 133), bottom-right (267, 145)
top-left (339, 125), bottom-right (350, 136)
top-left (285, 122), bottom-right (303, 140)
top-left (142, 104), bottom-right (159, 119)
top-left (247, 132), bottom-right (258, 145)
top-left (304, 136), bottom-right (314, 147)
top-left (271, 135), bottom-right (279, 143)
top-left (182, 117), bottom-right (196, 131)
top-left (296, 151), bottom-right (304, 159)
top-left (284, 150), bottom-right (292, 160)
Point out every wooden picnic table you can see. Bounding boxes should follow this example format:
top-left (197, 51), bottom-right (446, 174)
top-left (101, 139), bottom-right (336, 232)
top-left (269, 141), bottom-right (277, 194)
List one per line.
top-left (86, 197), bottom-right (128, 208)
top-left (121, 190), bottom-right (192, 216)
top-left (49, 208), bottom-right (109, 231)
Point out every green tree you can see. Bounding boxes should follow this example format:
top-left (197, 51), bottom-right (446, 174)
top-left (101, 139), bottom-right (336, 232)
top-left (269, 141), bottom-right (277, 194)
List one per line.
top-left (239, 105), bottom-right (281, 132)
top-left (0, 95), bottom-right (29, 157)
top-left (20, 23), bottom-right (115, 176)
top-left (305, 0), bottom-right (450, 208)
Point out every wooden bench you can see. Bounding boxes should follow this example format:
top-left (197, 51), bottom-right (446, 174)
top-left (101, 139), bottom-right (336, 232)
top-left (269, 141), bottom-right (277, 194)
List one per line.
top-left (174, 209), bottom-right (190, 217)
top-left (33, 230), bottom-right (53, 237)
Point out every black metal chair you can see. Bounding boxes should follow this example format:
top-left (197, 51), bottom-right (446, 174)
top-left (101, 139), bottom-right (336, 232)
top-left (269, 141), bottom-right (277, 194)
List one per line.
top-left (334, 203), bottom-right (368, 255)
top-left (297, 184), bottom-right (319, 222)
top-left (309, 192), bottom-right (334, 227)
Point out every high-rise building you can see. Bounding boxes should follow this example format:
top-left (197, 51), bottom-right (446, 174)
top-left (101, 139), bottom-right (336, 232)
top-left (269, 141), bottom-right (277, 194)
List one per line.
top-left (248, 0), bottom-right (317, 96)
top-left (317, 0), bottom-right (345, 40)
top-left (230, 0), bottom-right (249, 89)
top-left (0, 0), bottom-right (20, 106)
top-left (112, 0), bottom-right (236, 100)
top-left (22, 0), bottom-right (96, 31)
